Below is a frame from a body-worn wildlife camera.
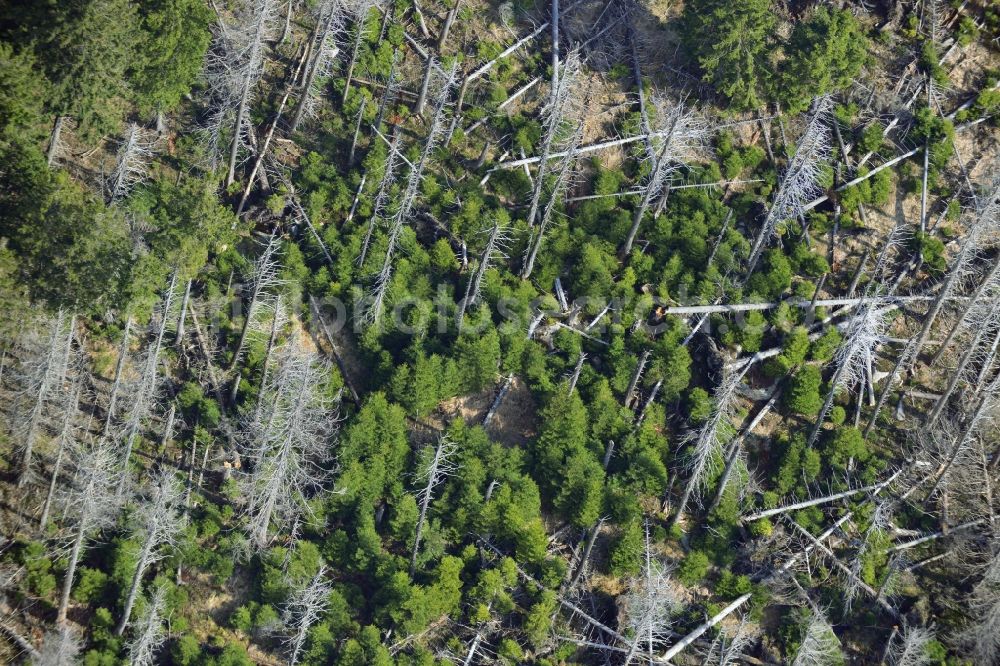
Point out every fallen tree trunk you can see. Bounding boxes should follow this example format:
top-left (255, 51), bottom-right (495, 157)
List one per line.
top-left (888, 518), bottom-right (987, 552)
top-left (743, 470), bottom-right (904, 522)
top-left (309, 296), bottom-right (361, 404)
top-left (659, 294), bottom-right (954, 316)
top-left (659, 593), bottom-right (753, 662)
top-left (786, 518), bottom-right (898, 617)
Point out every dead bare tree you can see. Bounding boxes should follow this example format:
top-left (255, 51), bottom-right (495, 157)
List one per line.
top-left (290, 0), bottom-right (345, 132)
top-left (204, 0), bottom-right (279, 186)
top-left (523, 51), bottom-right (581, 229)
top-left (807, 296), bottom-right (894, 448)
top-left (240, 345), bottom-right (339, 549)
top-left (410, 436), bottom-right (459, 573)
top-left (106, 124), bottom-right (156, 204)
top-left (126, 584), bottom-right (168, 666)
top-left (358, 126), bottom-right (403, 268)
top-left (114, 472), bottom-right (185, 636)
top-left (703, 617), bottom-right (754, 666)
top-left (341, 0), bottom-right (382, 102)
top-left (931, 253), bottom-right (1000, 367)
top-left (234, 43), bottom-right (313, 214)
top-left (56, 442), bottom-right (121, 624)
top-left (521, 122), bottom-right (583, 280)
top-left (864, 331), bottom-right (919, 439)
top-left (16, 311), bottom-right (75, 488)
top-left (921, 368), bottom-right (1000, 507)
top-left (843, 500), bottom-right (892, 612)
top-left (790, 609), bottom-right (844, 666)
top-left (620, 522), bottom-right (679, 663)
top-left (118, 274), bottom-right (179, 490)
top-left (103, 316), bottom-right (133, 437)
top-left (249, 296), bottom-right (287, 424)
top-left (371, 52), bottom-right (400, 134)
top-left (746, 97), bottom-right (832, 275)
top-left (31, 625), bottom-right (81, 666)
top-left (807, 215), bottom-right (913, 447)
top-left (364, 63), bottom-right (455, 324)
top-left (668, 364), bottom-right (748, 530)
top-left (927, 288), bottom-right (1000, 427)
top-left (620, 97), bottom-right (710, 257)
top-left (457, 215), bottom-right (512, 330)
top-left (707, 382), bottom-right (779, 514)
top-left (282, 566), bottom-right (332, 665)
top-left (957, 547), bottom-right (1000, 664)
top-left (910, 173), bottom-right (1000, 366)
top-left (228, 233), bottom-right (283, 374)
top-left (887, 625), bottom-right (934, 666)
top-left (40, 378), bottom-right (83, 530)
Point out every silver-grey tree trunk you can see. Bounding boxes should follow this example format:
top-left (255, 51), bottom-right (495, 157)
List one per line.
top-left (104, 316), bottom-right (133, 437)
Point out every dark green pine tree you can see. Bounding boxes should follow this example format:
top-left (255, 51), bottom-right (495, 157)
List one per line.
top-left (683, 0), bottom-right (775, 111)
top-left (20, 0), bottom-right (141, 156)
top-left (778, 7), bottom-right (870, 113)
top-left (133, 0), bottom-right (213, 124)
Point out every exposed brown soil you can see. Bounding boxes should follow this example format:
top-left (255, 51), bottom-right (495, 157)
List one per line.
top-left (434, 374), bottom-right (538, 446)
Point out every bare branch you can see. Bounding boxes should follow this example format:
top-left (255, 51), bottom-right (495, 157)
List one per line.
top-left (282, 566), bottom-right (332, 665)
top-left (126, 585), bottom-right (168, 666)
top-left (106, 124), bottom-right (157, 204)
top-left (746, 97), bottom-right (832, 275)
top-left (411, 436), bottom-right (459, 573)
top-left (114, 472), bottom-right (185, 636)
top-left (239, 345), bottom-right (339, 550)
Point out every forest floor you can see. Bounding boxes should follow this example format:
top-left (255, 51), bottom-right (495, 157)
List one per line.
top-left (436, 375), bottom-right (538, 446)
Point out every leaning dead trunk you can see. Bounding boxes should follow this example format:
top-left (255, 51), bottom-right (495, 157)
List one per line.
top-left (104, 316), bottom-right (133, 436)
top-left (57, 521), bottom-right (86, 625)
top-left (410, 437), bottom-right (458, 573)
top-left (47, 116), bottom-right (65, 166)
top-left (743, 470), bottom-right (903, 522)
top-left (114, 476), bottom-right (183, 636)
top-left (40, 382), bottom-right (82, 530)
top-left (20, 312), bottom-right (74, 488)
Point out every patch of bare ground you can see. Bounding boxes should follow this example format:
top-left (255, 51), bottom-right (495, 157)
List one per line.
top-left (433, 375), bottom-right (537, 445)
top-left (432, 386), bottom-right (492, 428)
top-left (440, 386), bottom-right (492, 420)
top-left (184, 566), bottom-right (285, 665)
top-left (949, 39), bottom-right (996, 95)
top-left (306, 309), bottom-right (366, 398)
top-left (953, 115), bottom-right (999, 183)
